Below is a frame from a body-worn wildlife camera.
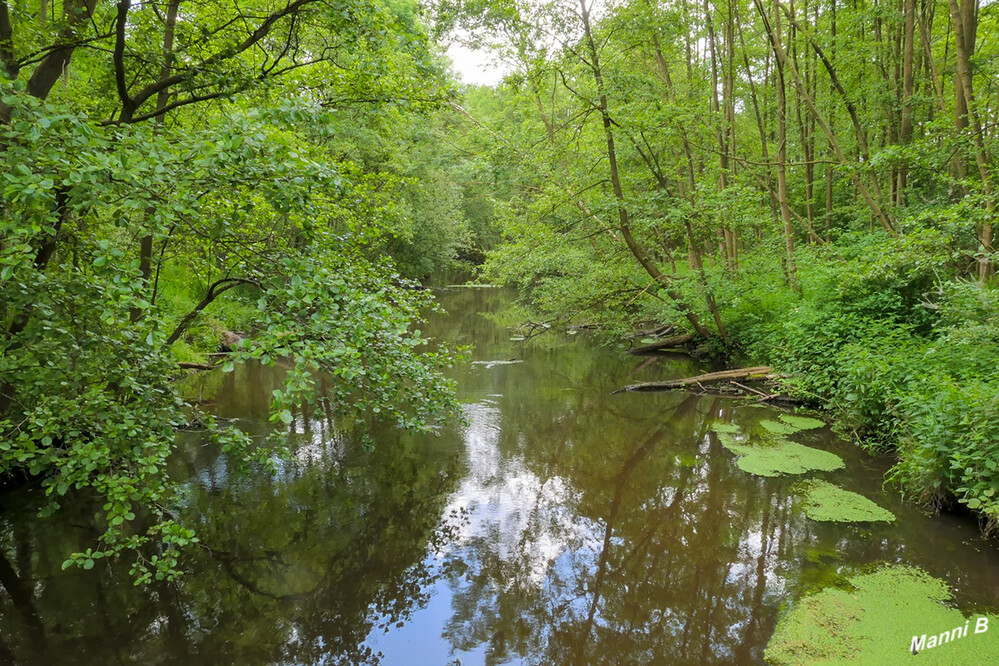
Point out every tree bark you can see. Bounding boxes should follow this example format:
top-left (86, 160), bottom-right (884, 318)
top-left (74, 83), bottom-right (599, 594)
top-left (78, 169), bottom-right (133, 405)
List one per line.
top-left (769, 1), bottom-right (799, 288)
top-left (580, 0), bottom-right (713, 339)
top-left (627, 333), bottom-right (696, 354)
top-left (897, 0), bottom-right (916, 204)
top-left (134, 0), bottom-right (180, 322)
top-left (948, 0), bottom-right (993, 278)
top-left (615, 366), bottom-right (778, 393)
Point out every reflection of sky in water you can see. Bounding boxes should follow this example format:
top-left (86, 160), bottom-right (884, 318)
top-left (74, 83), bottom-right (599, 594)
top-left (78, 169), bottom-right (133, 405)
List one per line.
top-left (365, 398), bottom-right (603, 664)
top-left (443, 403), bottom-right (600, 580)
top-left (4, 287), bottom-right (999, 666)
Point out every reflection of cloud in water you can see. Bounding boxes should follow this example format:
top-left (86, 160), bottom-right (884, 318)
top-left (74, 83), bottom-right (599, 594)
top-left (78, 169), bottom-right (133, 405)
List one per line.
top-left (290, 425), bottom-right (347, 469)
top-left (440, 402), bottom-right (602, 585)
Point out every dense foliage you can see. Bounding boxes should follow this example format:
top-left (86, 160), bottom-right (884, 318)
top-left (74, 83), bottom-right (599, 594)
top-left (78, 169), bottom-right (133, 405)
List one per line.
top-left (438, 0), bottom-right (999, 531)
top-left (5, 0), bottom-right (999, 585)
top-left (0, 0), bottom-right (481, 579)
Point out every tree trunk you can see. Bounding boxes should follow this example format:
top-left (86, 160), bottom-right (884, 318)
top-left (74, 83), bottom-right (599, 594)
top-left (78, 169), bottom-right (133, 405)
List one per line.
top-left (765, 0), bottom-right (896, 234)
top-left (134, 0), bottom-right (180, 322)
top-left (770, 1), bottom-right (799, 288)
top-left (897, 0), bottom-right (916, 204)
top-left (948, 0), bottom-right (993, 278)
top-left (580, 0), bottom-right (713, 339)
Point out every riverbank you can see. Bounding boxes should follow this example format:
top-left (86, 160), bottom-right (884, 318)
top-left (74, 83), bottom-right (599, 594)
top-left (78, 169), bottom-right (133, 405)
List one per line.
top-left (487, 231), bottom-right (999, 535)
top-left (716, 236), bottom-right (999, 535)
top-left (5, 285), bottom-right (999, 664)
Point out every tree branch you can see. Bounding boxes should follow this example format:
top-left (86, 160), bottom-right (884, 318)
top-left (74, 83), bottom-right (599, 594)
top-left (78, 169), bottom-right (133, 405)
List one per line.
top-left (113, 1), bottom-right (134, 121)
top-left (0, 1), bottom-right (16, 80)
top-left (125, 0), bottom-right (321, 117)
top-left (165, 278), bottom-right (260, 346)
top-left (25, 0), bottom-right (99, 101)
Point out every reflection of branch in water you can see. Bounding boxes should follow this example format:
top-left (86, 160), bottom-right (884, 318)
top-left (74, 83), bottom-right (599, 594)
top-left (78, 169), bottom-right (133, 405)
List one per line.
top-left (0, 633), bottom-right (15, 663)
top-left (155, 580), bottom-right (193, 660)
top-left (515, 436), bottom-right (571, 558)
top-left (579, 395), bottom-right (714, 662)
top-left (215, 553), bottom-right (318, 601)
top-left (608, 396), bottom-right (708, 577)
top-left (575, 421), bottom-right (670, 662)
top-left (94, 571), bottom-right (128, 666)
top-left (696, 481), bottom-right (761, 662)
top-left (735, 488), bottom-right (774, 662)
top-left (0, 548), bottom-right (46, 658)
top-left (680, 398), bottom-right (737, 659)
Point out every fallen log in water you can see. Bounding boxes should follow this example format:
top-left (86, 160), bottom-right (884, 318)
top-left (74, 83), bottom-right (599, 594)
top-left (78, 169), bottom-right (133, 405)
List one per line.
top-left (613, 366), bottom-right (782, 395)
top-left (626, 333), bottom-right (696, 354)
top-left (629, 324), bottom-right (676, 340)
top-left (178, 362), bottom-right (218, 371)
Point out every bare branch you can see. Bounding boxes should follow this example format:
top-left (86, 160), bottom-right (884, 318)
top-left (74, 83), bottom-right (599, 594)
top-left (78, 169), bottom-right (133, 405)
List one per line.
top-left (165, 278), bottom-right (260, 346)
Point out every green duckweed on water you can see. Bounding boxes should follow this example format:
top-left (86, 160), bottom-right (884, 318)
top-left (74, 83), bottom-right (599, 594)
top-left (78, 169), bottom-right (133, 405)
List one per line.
top-left (765, 565), bottom-right (999, 665)
top-left (715, 432), bottom-right (844, 477)
top-left (760, 419), bottom-right (805, 435)
top-left (778, 414), bottom-right (826, 431)
top-left (794, 479), bottom-right (895, 523)
top-left (709, 421), bottom-right (742, 434)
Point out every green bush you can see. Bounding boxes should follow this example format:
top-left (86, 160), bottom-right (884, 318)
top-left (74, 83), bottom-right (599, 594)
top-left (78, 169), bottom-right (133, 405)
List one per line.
top-left (891, 377), bottom-right (999, 532)
top-left (719, 239), bottom-right (999, 527)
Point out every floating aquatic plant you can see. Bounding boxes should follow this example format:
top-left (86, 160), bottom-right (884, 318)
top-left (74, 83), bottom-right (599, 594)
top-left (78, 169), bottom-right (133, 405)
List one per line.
top-left (794, 479), bottom-right (895, 523)
top-left (760, 419), bottom-right (803, 435)
top-left (778, 414), bottom-right (825, 431)
top-left (717, 434), bottom-right (844, 477)
top-left (736, 442), bottom-right (844, 477)
top-left (766, 565), bottom-right (999, 664)
top-left (709, 421), bottom-right (741, 434)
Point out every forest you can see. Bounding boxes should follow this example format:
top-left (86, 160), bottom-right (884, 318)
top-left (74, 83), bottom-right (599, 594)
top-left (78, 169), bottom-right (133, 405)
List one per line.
top-left (1, 0), bottom-right (998, 637)
top-left (455, 0), bottom-right (999, 537)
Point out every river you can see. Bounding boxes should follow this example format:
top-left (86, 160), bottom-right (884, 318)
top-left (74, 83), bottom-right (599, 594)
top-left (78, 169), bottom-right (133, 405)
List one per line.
top-left (0, 286), bottom-right (997, 664)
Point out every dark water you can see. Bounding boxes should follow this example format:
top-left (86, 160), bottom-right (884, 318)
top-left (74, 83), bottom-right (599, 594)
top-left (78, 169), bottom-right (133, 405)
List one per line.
top-left (1, 287), bottom-right (998, 665)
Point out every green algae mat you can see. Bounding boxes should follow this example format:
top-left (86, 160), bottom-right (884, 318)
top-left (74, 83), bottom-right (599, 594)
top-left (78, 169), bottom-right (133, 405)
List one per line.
top-left (778, 414), bottom-right (826, 431)
top-left (794, 479), bottom-right (896, 523)
top-left (711, 412), bottom-right (843, 478)
top-left (715, 432), bottom-right (845, 477)
top-left (711, 413), bottom-right (896, 523)
top-left (766, 566), bottom-right (999, 664)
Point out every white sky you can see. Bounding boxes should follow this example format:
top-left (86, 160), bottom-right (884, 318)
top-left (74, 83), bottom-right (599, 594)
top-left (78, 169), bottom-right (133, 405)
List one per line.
top-left (446, 42), bottom-right (510, 87)
top-left (441, 0), bottom-right (609, 86)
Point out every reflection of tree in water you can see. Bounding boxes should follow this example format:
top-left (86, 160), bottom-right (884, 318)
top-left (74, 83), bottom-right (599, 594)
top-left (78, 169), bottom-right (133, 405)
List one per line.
top-left (0, 412), bottom-right (463, 665)
top-left (435, 354), bottom-right (815, 665)
top-left (5, 288), bottom-right (999, 664)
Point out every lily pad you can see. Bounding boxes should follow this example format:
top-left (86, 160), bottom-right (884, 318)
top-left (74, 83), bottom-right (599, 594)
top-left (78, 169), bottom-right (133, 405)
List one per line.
top-left (794, 479), bottom-right (895, 523)
top-left (760, 419), bottom-right (804, 435)
top-left (779, 414), bottom-right (826, 430)
top-left (766, 565), bottom-right (999, 664)
top-left (717, 435), bottom-right (844, 477)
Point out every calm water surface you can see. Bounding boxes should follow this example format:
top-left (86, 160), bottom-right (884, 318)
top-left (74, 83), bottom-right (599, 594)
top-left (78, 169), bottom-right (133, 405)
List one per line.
top-left (1, 287), bottom-right (998, 664)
